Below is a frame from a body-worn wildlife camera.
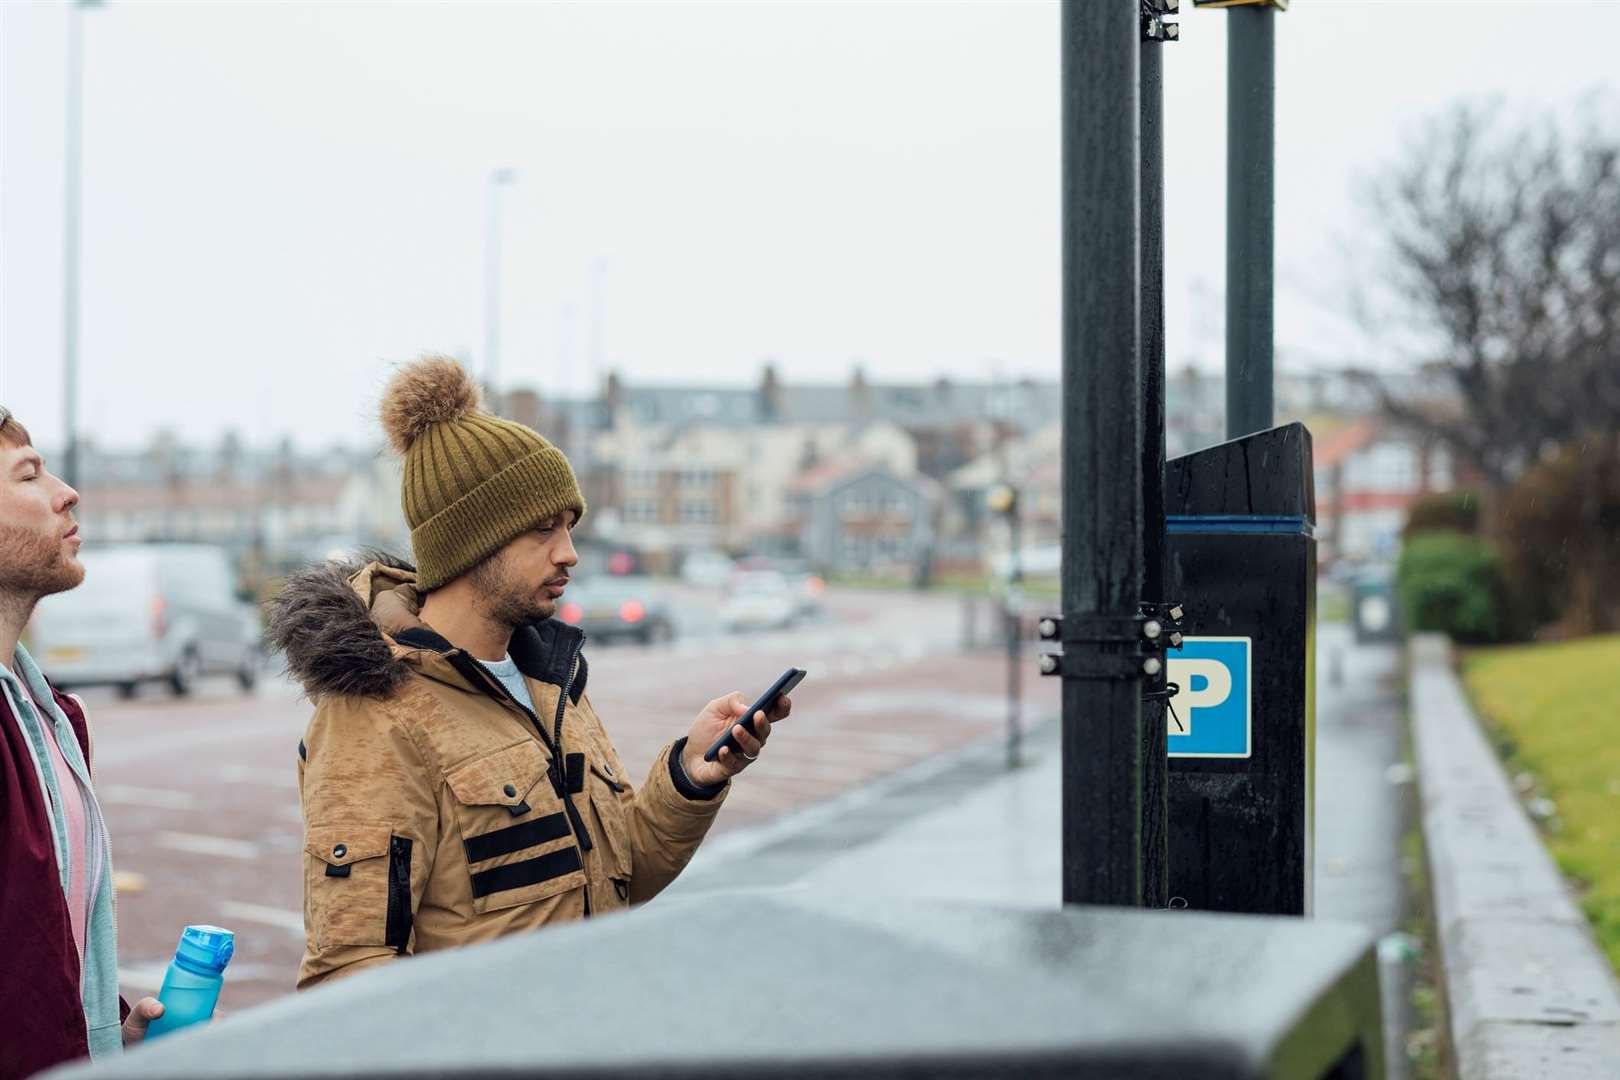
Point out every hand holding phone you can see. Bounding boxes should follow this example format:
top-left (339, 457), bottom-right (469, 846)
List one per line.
top-left (701, 667), bottom-right (806, 763)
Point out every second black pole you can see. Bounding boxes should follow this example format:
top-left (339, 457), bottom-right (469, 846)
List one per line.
top-left (1225, 5), bottom-right (1275, 439)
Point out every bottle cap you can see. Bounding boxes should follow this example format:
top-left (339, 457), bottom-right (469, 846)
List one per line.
top-left (176, 925), bottom-right (235, 975)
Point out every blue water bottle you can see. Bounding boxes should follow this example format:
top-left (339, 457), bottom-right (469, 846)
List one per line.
top-left (144, 925), bottom-right (234, 1039)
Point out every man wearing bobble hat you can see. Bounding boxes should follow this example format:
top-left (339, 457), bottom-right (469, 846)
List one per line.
top-left (269, 356), bottom-right (792, 988)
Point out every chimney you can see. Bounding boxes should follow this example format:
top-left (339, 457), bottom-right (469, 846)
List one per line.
top-left (504, 388), bottom-right (544, 432)
top-left (760, 361), bottom-right (782, 421)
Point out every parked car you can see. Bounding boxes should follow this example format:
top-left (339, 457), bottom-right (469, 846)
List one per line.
top-left (556, 577), bottom-right (676, 644)
top-left (771, 558), bottom-right (827, 618)
top-left (27, 544), bottom-right (261, 696)
top-left (718, 571), bottom-right (799, 632)
top-left (680, 550), bottom-right (736, 589)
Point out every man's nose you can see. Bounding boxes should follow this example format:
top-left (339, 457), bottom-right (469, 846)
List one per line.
top-left (56, 480), bottom-right (80, 514)
top-left (557, 531), bottom-right (579, 568)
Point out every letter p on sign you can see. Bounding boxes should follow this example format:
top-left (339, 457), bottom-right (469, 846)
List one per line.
top-left (1166, 637), bottom-right (1252, 759)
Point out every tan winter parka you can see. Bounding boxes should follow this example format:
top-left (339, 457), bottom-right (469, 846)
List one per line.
top-left (273, 558), bottom-right (728, 990)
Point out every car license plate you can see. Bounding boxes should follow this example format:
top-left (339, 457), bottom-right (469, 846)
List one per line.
top-left (46, 647), bottom-right (85, 663)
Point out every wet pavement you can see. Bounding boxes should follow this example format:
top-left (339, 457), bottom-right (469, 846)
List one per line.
top-left (677, 619), bottom-right (1408, 936)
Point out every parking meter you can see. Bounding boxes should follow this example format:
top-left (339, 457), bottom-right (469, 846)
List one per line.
top-left (1164, 423), bottom-right (1315, 915)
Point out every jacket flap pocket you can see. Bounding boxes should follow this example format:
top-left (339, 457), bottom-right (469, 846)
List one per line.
top-left (445, 741), bottom-right (551, 810)
top-left (305, 822), bottom-right (392, 868)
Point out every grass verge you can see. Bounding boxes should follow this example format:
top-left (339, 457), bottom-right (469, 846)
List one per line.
top-left (1461, 633), bottom-right (1620, 972)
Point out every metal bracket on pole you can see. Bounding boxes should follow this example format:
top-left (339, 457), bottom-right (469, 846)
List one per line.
top-left (1037, 614), bottom-right (1158, 679)
top-left (1141, 0), bottom-right (1181, 41)
top-left (1038, 604), bottom-right (1188, 676)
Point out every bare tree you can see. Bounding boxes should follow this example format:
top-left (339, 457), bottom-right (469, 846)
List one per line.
top-left (1356, 99), bottom-right (1620, 492)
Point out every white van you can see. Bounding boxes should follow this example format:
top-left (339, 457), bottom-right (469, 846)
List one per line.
top-left (27, 544), bottom-right (261, 697)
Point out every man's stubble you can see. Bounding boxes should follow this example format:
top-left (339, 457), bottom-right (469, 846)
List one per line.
top-left (0, 522), bottom-right (85, 624)
top-left (469, 548), bottom-right (552, 631)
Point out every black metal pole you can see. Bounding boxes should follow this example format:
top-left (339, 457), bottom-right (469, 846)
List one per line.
top-left (1224, 5), bottom-right (1274, 440)
top-left (1139, 34), bottom-right (1170, 911)
top-left (1061, 0), bottom-right (1144, 908)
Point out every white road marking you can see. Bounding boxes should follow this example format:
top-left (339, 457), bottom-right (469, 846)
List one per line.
top-left (99, 785), bottom-right (196, 810)
top-left (155, 831), bottom-right (261, 861)
top-left (219, 900), bottom-right (304, 936)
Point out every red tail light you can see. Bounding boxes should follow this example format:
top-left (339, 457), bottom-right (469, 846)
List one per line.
top-left (619, 600), bottom-right (645, 624)
top-left (150, 595), bottom-right (168, 638)
top-left (560, 602), bottom-right (583, 624)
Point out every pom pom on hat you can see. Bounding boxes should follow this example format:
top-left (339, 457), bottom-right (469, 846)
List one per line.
top-left (374, 351), bottom-right (586, 590)
top-left (379, 355), bottom-right (482, 455)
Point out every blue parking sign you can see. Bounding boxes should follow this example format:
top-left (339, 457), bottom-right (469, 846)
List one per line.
top-left (1166, 637), bottom-right (1252, 759)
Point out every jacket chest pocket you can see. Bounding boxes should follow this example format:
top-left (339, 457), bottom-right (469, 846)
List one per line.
top-left (445, 741), bottom-right (585, 915)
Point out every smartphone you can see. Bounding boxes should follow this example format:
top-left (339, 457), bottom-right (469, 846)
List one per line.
top-left (701, 667), bottom-right (806, 763)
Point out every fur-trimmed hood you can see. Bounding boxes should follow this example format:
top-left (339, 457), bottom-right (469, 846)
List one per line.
top-left (266, 552), bottom-right (587, 701)
top-left (266, 551), bottom-right (419, 700)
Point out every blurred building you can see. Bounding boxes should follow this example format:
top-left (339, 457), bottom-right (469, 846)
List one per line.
top-left (593, 365), bottom-right (1059, 467)
top-left (540, 364), bottom-right (1039, 569)
top-left (784, 462), bottom-right (941, 578)
top-left (1312, 416), bottom-right (1455, 565)
top-left (63, 363), bottom-right (1444, 589)
top-left (70, 432), bottom-right (409, 586)
top-left (945, 424), bottom-right (1062, 578)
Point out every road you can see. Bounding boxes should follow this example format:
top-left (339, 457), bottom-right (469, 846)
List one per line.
top-left (82, 584), bottom-right (1055, 1010)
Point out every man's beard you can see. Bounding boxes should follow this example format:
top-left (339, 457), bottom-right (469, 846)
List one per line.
top-left (0, 522), bottom-right (85, 615)
top-left (469, 549), bottom-right (551, 630)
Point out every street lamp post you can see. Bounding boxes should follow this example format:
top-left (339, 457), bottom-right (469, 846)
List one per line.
top-left (988, 483), bottom-right (1022, 769)
top-left (61, 0), bottom-right (102, 489)
top-left (482, 167), bottom-right (518, 412)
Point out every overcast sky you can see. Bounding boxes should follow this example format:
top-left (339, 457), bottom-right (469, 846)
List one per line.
top-left (3, 0), bottom-right (1617, 451)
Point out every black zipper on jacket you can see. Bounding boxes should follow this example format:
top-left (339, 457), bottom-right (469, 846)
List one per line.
top-left (553, 639), bottom-right (593, 917)
top-left (461, 641), bottom-right (596, 913)
top-left (385, 835), bottom-right (413, 955)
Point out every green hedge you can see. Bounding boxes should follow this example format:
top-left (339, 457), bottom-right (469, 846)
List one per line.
top-left (1395, 531), bottom-right (1510, 644)
top-left (1401, 490), bottom-right (1482, 539)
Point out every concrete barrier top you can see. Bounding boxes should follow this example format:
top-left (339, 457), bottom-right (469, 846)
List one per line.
top-left (1409, 633), bottom-right (1620, 1078)
top-left (52, 895), bottom-right (1380, 1080)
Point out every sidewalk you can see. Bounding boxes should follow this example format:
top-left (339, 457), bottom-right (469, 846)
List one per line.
top-left (676, 622), bottom-right (1406, 931)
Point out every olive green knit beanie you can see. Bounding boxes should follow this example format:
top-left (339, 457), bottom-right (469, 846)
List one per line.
top-left (379, 355), bottom-right (585, 591)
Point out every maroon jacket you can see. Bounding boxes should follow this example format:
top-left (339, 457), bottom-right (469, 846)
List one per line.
top-left (0, 683), bottom-right (122, 1077)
